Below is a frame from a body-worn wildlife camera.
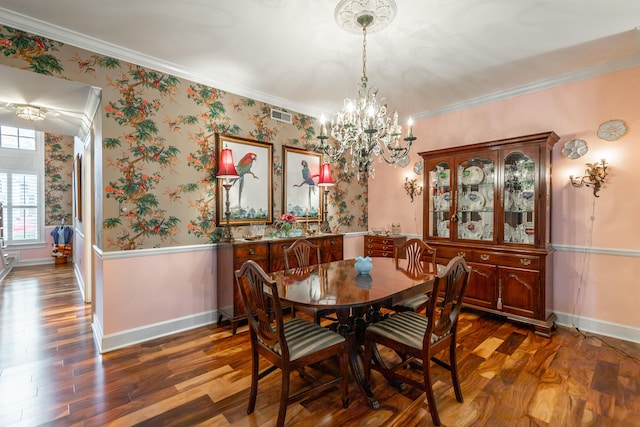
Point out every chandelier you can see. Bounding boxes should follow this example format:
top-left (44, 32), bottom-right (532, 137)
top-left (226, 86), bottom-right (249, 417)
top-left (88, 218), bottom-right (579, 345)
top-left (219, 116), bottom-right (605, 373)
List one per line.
top-left (317, 0), bottom-right (415, 178)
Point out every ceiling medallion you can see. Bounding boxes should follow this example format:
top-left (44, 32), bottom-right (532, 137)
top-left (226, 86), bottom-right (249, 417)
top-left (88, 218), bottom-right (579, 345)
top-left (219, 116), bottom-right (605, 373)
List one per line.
top-left (561, 139), bottom-right (588, 159)
top-left (597, 119), bottom-right (627, 141)
top-left (334, 0), bottom-right (397, 34)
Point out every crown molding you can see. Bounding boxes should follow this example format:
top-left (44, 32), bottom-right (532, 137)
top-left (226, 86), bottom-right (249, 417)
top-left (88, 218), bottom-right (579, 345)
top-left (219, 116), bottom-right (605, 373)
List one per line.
top-left (3, 8), bottom-right (640, 122)
top-left (414, 31), bottom-right (640, 120)
top-left (0, 8), bottom-right (317, 118)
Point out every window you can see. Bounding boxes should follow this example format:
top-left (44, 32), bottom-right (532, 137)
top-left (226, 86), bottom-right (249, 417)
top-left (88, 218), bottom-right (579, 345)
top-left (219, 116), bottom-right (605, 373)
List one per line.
top-left (0, 126), bottom-right (44, 245)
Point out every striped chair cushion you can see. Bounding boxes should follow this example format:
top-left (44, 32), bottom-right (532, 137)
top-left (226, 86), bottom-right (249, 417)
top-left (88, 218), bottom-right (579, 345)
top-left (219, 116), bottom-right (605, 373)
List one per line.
top-left (394, 294), bottom-right (429, 310)
top-left (366, 311), bottom-right (448, 350)
top-left (264, 318), bottom-right (345, 360)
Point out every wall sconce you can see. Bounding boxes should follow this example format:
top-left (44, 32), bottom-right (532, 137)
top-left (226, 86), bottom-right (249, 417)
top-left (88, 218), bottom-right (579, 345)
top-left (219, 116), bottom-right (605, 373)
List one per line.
top-left (404, 177), bottom-right (423, 202)
top-left (15, 104), bottom-right (47, 121)
top-left (216, 147), bottom-right (239, 242)
top-left (569, 159), bottom-right (608, 197)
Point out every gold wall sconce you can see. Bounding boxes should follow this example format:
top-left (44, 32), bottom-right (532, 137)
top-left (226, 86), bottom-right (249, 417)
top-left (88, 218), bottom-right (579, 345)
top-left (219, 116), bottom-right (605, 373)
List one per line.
top-left (569, 159), bottom-right (608, 197)
top-left (404, 177), bottom-right (423, 202)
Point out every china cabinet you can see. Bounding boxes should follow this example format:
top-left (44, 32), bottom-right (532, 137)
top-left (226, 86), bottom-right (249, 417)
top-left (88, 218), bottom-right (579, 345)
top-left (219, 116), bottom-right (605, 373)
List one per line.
top-left (216, 234), bottom-right (343, 333)
top-left (421, 132), bottom-right (558, 336)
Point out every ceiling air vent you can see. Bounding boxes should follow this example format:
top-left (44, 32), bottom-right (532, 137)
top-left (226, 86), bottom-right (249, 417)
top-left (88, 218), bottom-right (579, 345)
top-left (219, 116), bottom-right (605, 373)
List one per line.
top-left (270, 108), bottom-right (292, 124)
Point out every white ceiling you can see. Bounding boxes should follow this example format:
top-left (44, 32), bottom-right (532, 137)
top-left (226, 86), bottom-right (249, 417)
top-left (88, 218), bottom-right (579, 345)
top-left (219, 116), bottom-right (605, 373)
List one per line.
top-left (1, 0), bottom-right (640, 128)
top-left (0, 64), bottom-right (98, 137)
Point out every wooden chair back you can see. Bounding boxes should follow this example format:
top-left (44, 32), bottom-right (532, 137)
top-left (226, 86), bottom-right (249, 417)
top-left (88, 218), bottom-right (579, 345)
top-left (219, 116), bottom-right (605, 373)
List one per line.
top-left (235, 260), bottom-right (289, 357)
top-left (394, 238), bottom-right (437, 274)
top-left (284, 239), bottom-right (321, 269)
top-left (425, 255), bottom-right (471, 346)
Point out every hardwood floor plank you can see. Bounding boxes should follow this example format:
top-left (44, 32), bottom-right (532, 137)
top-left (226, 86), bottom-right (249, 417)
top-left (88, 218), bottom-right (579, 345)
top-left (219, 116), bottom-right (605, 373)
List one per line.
top-left (2, 264), bottom-right (640, 426)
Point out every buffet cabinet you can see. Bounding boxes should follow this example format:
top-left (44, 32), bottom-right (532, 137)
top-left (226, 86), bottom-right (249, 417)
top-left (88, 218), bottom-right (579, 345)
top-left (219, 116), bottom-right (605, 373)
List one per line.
top-left (364, 234), bottom-right (406, 258)
top-left (216, 234), bottom-right (343, 333)
top-left (420, 132), bottom-right (558, 336)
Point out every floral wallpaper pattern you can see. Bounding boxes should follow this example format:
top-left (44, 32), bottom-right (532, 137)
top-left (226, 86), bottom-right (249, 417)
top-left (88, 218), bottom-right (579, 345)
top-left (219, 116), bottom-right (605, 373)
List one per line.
top-left (0, 25), bottom-right (368, 251)
top-left (44, 133), bottom-right (73, 225)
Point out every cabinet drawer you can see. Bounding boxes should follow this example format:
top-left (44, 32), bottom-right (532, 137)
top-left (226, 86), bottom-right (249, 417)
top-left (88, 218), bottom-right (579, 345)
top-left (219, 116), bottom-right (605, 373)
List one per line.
top-left (437, 246), bottom-right (473, 262)
top-left (475, 251), bottom-right (540, 269)
top-left (233, 242), bottom-right (269, 265)
top-left (365, 249), bottom-right (394, 257)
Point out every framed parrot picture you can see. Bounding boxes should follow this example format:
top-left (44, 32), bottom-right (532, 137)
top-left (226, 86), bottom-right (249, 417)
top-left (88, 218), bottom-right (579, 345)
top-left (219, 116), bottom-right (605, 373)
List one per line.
top-left (215, 134), bottom-right (273, 225)
top-left (283, 146), bottom-right (322, 222)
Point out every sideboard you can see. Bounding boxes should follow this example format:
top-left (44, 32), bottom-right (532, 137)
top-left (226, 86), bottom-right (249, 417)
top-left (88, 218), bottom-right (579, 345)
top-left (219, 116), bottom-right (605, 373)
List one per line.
top-left (216, 234), bottom-right (343, 333)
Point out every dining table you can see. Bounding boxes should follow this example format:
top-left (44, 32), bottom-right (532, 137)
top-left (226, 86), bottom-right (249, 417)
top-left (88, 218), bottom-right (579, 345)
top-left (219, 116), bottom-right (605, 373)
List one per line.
top-left (269, 257), bottom-right (435, 409)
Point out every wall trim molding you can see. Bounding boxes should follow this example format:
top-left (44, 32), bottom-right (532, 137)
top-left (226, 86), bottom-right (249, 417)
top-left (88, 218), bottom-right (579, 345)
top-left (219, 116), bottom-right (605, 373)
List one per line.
top-left (552, 244), bottom-right (640, 257)
top-left (96, 310), bottom-right (218, 353)
top-left (98, 243), bottom-right (215, 260)
top-left (555, 310), bottom-right (640, 344)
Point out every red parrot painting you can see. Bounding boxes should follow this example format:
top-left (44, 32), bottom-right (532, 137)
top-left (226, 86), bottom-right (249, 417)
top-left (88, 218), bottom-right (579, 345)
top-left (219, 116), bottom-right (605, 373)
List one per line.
top-left (232, 152), bottom-right (258, 208)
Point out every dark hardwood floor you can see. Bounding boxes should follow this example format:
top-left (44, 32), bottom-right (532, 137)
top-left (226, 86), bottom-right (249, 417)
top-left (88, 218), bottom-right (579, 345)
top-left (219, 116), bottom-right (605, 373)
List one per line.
top-left (1, 263), bottom-right (639, 426)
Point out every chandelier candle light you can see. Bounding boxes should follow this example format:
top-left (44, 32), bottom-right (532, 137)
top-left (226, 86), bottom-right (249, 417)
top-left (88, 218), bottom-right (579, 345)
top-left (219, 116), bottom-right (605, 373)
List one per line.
top-left (318, 0), bottom-right (416, 179)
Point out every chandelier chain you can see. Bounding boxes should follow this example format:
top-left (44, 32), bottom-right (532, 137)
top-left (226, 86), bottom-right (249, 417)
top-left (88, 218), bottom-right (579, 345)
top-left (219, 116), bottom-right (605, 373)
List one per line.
top-left (362, 25), bottom-right (367, 78)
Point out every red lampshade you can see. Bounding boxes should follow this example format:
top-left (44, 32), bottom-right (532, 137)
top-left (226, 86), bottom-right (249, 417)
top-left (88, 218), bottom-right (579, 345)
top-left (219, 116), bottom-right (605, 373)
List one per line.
top-left (216, 148), bottom-right (239, 178)
top-left (318, 163), bottom-right (334, 186)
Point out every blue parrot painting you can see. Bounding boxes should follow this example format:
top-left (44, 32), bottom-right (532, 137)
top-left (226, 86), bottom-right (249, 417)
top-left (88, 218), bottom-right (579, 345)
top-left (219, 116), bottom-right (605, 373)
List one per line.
top-left (232, 152), bottom-right (258, 209)
top-left (293, 160), bottom-right (318, 208)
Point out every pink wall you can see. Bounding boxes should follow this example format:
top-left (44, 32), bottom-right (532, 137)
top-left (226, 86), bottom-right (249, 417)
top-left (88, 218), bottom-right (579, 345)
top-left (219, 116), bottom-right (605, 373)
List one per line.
top-left (369, 66), bottom-right (640, 335)
top-left (101, 248), bottom-right (216, 336)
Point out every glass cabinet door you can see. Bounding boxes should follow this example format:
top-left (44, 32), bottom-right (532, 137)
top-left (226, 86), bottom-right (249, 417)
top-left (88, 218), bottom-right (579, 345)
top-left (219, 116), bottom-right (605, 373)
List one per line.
top-left (456, 155), bottom-right (495, 242)
top-left (427, 160), bottom-right (452, 239)
top-left (503, 151), bottom-right (536, 244)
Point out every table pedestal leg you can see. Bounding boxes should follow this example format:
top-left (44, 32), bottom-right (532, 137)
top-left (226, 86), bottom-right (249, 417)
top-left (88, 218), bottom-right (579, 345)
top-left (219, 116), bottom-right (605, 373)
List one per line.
top-left (335, 308), bottom-right (380, 409)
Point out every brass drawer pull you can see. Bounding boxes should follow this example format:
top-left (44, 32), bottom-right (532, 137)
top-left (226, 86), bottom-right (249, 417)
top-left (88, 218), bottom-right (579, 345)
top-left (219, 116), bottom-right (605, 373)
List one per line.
top-left (520, 258), bottom-right (531, 266)
top-left (382, 252), bottom-right (390, 257)
top-left (480, 254), bottom-right (490, 261)
top-left (457, 252), bottom-right (466, 258)
top-left (249, 248), bottom-right (255, 255)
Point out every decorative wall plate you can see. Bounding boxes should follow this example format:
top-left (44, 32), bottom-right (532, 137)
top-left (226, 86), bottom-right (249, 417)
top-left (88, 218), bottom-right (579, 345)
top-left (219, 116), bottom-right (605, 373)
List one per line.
top-left (597, 119), bottom-right (627, 141)
top-left (561, 139), bottom-right (588, 159)
top-left (413, 160), bottom-right (424, 175)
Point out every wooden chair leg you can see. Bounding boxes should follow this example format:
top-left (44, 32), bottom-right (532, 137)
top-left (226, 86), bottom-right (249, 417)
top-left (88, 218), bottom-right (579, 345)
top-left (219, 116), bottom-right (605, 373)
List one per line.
top-left (423, 358), bottom-right (441, 426)
top-left (340, 351), bottom-right (350, 408)
top-left (247, 348), bottom-right (259, 414)
top-left (450, 340), bottom-right (463, 402)
top-left (277, 370), bottom-right (290, 427)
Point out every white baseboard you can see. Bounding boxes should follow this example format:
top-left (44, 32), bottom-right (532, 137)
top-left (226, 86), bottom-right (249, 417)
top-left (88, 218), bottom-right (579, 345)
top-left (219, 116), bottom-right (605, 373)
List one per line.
top-left (95, 310), bottom-right (219, 353)
top-left (555, 311), bottom-right (640, 344)
top-left (16, 257), bottom-right (56, 266)
top-left (74, 262), bottom-right (85, 301)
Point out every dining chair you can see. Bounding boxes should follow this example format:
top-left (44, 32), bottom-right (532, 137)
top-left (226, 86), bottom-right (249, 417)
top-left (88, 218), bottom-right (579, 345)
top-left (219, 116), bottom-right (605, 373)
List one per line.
top-left (363, 255), bottom-right (471, 426)
top-left (284, 239), bottom-right (335, 324)
top-left (235, 260), bottom-right (349, 427)
top-left (391, 238), bottom-right (438, 313)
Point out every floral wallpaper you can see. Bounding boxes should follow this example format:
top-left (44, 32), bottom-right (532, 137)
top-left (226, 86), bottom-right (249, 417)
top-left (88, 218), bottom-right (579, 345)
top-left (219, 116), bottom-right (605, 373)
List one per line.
top-left (44, 133), bottom-right (73, 225)
top-left (0, 25), bottom-right (368, 251)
